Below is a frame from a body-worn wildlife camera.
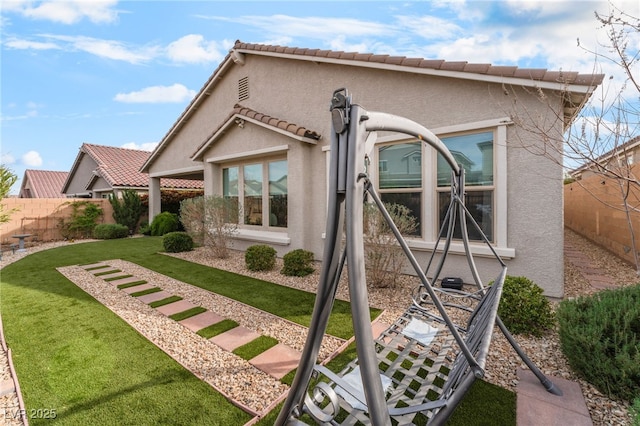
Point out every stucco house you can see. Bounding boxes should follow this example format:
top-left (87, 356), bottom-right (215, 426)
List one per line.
top-left (141, 41), bottom-right (603, 297)
top-left (19, 169), bottom-right (69, 198)
top-left (62, 143), bottom-right (203, 199)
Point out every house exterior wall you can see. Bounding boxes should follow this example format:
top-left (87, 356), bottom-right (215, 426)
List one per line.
top-left (149, 53), bottom-right (568, 296)
top-left (565, 163), bottom-right (640, 266)
top-left (64, 153), bottom-right (99, 197)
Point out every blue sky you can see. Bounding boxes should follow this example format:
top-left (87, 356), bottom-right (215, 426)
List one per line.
top-left (1, 0), bottom-right (638, 193)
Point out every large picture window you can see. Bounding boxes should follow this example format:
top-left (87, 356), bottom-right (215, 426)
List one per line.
top-left (376, 130), bottom-right (495, 242)
top-left (222, 159), bottom-right (287, 229)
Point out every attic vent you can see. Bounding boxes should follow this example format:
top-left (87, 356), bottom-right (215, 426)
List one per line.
top-left (238, 76), bottom-right (249, 101)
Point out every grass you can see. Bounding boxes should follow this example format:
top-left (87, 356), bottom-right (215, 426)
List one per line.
top-left (129, 287), bottom-right (161, 297)
top-left (169, 307), bottom-right (207, 321)
top-left (148, 295), bottom-right (182, 308)
top-left (233, 336), bottom-right (279, 360)
top-left (103, 274), bottom-right (133, 281)
top-left (116, 280), bottom-right (148, 289)
top-left (93, 269), bottom-right (121, 276)
top-left (196, 319), bottom-right (239, 339)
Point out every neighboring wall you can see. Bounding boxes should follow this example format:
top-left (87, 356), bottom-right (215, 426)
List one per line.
top-left (0, 198), bottom-right (114, 243)
top-left (564, 164), bottom-right (640, 266)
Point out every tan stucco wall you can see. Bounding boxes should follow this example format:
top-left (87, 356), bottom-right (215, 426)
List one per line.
top-left (565, 164), bottom-right (640, 266)
top-left (1, 198), bottom-right (114, 243)
top-left (148, 53), bottom-right (569, 296)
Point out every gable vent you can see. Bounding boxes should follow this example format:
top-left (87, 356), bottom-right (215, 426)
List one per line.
top-left (238, 76), bottom-right (249, 101)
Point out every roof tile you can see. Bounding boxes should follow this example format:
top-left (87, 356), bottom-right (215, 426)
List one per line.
top-left (21, 170), bottom-right (69, 198)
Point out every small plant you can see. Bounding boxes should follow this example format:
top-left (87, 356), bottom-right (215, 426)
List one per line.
top-left (281, 249), bottom-right (315, 277)
top-left (496, 275), bottom-right (555, 337)
top-left (109, 190), bottom-right (143, 234)
top-left (149, 212), bottom-right (180, 236)
top-left (245, 244), bottom-right (276, 271)
top-left (163, 232), bottom-right (194, 253)
top-left (93, 223), bottom-right (129, 239)
top-left (139, 221), bottom-right (151, 235)
top-left (557, 284), bottom-right (640, 401)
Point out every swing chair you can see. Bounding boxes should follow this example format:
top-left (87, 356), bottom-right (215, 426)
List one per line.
top-left (276, 89), bottom-right (561, 426)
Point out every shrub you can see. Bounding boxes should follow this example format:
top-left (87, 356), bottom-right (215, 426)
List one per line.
top-left (557, 284), bottom-right (640, 401)
top-left (281, 249), bottom-right (315, 277)
top-left (139, 221), bottom-right (151, 236)
top-left (149, 212), bottom-right (179, 236)
top-left (109, 190), bottom-right (143, 233)
top-left (363, 202), bottom-right (417, 288)
top-left (163, 232), bottom-right (194, 253)
top-left (57, 201), bottom-right (103, 239)
top-left (496, 275), bottom-right (555, 337)
top-left (93, 223), bottom-right (129, 239)
top-left (180, 195), bottom-right (240, 258)
top-left (245, 244), bottom-right (276, 271)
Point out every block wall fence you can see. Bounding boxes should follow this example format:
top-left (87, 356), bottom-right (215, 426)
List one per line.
top-left (0, 198), bottom-right (115, 244)
top-left (564, 164), bottom-right (640, 266)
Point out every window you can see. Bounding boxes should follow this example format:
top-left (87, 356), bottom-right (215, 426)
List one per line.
top-left (223, 159), bottom-right (287, 229)
top-left (376, 130), bottom-right (495, 242)
top-left (437, 132), bottom-right (494, 241)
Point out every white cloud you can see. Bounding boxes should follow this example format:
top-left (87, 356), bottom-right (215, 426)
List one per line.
top-left (4, 37), bottom-right (61, 50)
top-left (22, 150), bottom-right (43, 167)
top-left (42, 34), bottom-right (158, 64)
top-left (166, 34), bottom-right (224, 64)
top-left (1, 153), bottom-right (16, 164)
top-left (394, 15), bottom-right (462, 40)
top-left (113, 84), bottom-right (196, 103)
top-left (4, 0), bottom-right (120, 24)
top-left (121, 142), bottom-right (158, 151)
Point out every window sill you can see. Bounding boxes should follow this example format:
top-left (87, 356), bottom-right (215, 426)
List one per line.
top-left (234, 229), bottom-right (291, 245)
top-left (407, 239), bottom-right (515, 259)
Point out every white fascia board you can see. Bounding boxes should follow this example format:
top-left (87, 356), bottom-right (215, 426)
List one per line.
top-left (149, 164), bottom-right (204, 178)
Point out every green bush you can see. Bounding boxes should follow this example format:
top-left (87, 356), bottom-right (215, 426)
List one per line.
top-left (109, 190), bottom-right (143, 233)
top-left (93, 223), bottom-right (129, 239)
top-left (496, 275), bottom-right (555, 337)
top-left (557, 284), bottom-right (640, 401)
top-left (139, 221), bottom-right (151, 236)
top-left (163, 232), bottom-right (194, 253)
top-left (245, 244), bottom-right (276, 272)
top-left (281, 249), bottom-right (315, 277)
top-left (149, 212), bottom-right (180, 236)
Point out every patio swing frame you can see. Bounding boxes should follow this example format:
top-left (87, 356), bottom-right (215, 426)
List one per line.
top-left (276, 89), bottom-right (561, 426)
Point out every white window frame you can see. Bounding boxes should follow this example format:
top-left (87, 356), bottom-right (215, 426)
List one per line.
top-left (370, 118), bottom-right (514, 258)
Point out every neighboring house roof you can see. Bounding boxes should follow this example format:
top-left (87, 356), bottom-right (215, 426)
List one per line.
top-left (570, 135), bottom-right (640, 177)
top-left (19, 169), bottom-right (69, 198)
top-left (62, 143), bottom-right (203, 194)
top-left (141, 40), bottom-right (604, 173)
top-left (191, 104), bottom-right (322, 160)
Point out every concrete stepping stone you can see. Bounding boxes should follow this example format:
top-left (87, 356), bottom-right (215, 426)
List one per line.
top-left (372, 320), bottom-right (391, 339)
top-left (180, 311), bottom-right (224, 332)
top-left (109, 276), bottom-right (145, 287)
top-left (517, 368), bottom-right (592, 426)
top-left (97, 272), bottom-right (130, 280)
top-left (249, 343), bottom-right (301, 380)
top-left (122, 283), bottom-right (155, 294)
top-left (92, 268), bottom-right (121, 276)
top-left (80, 262), bottom-right (109, 270)
top-left (210, 326), bottom-right (260, 352)
top-left (156, 300), bottom-right (197, 316)
top-left (136, 290), bottom-right (172, 304)
top-left (0, 379), bottom-right (15, 397)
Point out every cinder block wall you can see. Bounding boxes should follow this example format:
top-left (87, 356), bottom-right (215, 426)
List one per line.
top-left (0, 198), bottom-right (115, 244)
top-left (564, 165), bottom-right (640, 266)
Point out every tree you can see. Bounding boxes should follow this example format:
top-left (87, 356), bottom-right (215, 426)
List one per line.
top-left (109, 190), bottom-right (143, 234)
top-left (507, 5), bottom-right (640, 272)
top-left (0, 165), bottom-right (18, 224)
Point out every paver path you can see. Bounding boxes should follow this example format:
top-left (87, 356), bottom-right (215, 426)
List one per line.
top-left (57, 260), bottom-right (349, 418)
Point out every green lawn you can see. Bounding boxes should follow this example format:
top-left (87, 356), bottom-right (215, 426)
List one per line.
top-left (0, 237), bottom-right (515, 425)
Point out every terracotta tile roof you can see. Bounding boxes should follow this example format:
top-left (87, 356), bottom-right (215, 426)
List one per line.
top-left (233, 40), bottom-right (605, 86)
top-left (79, 144), bottom-right (203, 189)
top-left (20, 169), bottom-right (69, 198)
top-left (191, 104), bottom-right (321, 160)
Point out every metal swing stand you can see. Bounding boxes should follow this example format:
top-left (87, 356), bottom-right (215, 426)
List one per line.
top-left (276, 89), bottom-right (561, 426)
